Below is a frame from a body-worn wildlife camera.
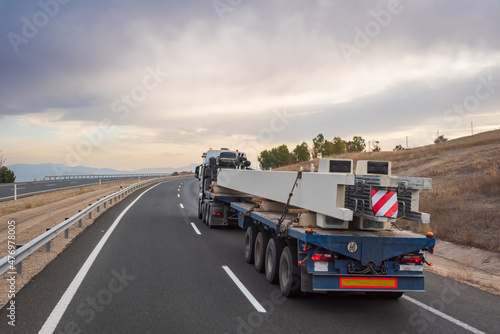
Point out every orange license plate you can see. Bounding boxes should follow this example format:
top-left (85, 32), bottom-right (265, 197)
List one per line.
top-left (340, 277), bottom-right (397, 289)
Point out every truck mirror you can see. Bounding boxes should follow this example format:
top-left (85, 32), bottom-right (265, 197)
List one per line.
top-left (209, 157), bottom-right (217, 167)
top-left (194, 166), bottom-right (200, 179)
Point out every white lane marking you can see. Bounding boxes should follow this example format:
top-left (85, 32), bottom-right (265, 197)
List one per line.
top-left (222, 266), bottom-right (266, 313)
top-left (70, 181), bottom-right (78, 184)
top-left (11, 187), bottom-right (25, 190)
top-left (402, 295), bottom-right (486, 334)
top-left (190, 222), bottom-right (201, 235)
top-left (180, 203), bottom-right (184, 209)
top-left (46, 184), bottom-right (56, 187)
top-left (177, 194), bottom-right (180, 198)
top-left (178, 189), bottom-right (180, 192)
top-left (38, 183), bottom-right (163, 334)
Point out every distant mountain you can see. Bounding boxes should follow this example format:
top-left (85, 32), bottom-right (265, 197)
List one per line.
top-left (7, 163), bottom-right (198, 182)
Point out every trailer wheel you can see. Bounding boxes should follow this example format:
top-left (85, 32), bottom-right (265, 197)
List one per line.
top-left (197, 200), bottom-right (202, 219)
top-left (265, 237), bottom-right (284, 284)
top-left (244, 225), bottom-right (258, 264)
top-left (279, 246), bottom-right (301, 297)
top-left (365, 291), bottom-right (404, 299)
top-left (201, 203), bottom-right (206, 224)
top-left (254, 231), bottom-right (270, 273)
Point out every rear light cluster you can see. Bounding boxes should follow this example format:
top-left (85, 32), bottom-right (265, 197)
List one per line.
top-left (312, 253), bottom-right (333, 262)
top-left (212, 212), bottom-right (222, 216)
top-left (401, 255), bottom-right (422, 264)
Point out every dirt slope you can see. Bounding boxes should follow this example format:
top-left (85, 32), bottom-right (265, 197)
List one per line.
top-left (278, 129), bottom-right (500, 252)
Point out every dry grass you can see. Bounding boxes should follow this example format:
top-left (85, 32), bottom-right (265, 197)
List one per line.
top-left (277, 129), bottom-right (500, 252)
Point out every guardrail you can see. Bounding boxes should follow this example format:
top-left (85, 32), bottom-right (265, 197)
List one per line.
top-left (0, 177), bottom-right (170, 276)
top-left (43, 173), bottom-right (171, 181)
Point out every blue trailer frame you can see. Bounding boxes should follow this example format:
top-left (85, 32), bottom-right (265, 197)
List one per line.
top-left (231, 202), bottom-right (435, 294)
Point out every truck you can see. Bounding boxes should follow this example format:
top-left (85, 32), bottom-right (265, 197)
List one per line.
top-left (195, 148), bottom-right (252, 228)
top-left (195, 149), bottom-right (435, 298)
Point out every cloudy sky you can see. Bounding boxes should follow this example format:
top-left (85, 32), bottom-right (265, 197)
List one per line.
top-left (1, 0), bottom-right (499, 171)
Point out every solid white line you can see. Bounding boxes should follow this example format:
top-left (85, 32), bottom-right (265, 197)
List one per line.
top-left (222, 266), bottom-right (266, 313)
top-left (46, 184), bottom-right (56, 187)
top-left (402, 295), bottom-right (486, 334)
top-left (38, 183), bottom-right (163, 334)
top-left (180, 203), bottom-right (184, 209)
top-left (190, 222), bottom-right (201, 235)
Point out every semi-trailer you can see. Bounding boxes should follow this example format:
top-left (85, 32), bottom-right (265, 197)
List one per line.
top-left (195, 148), bottom-right (435, 298)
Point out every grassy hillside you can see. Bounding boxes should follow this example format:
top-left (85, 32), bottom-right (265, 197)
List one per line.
top-left (277, 129), bottom-right (500, 252)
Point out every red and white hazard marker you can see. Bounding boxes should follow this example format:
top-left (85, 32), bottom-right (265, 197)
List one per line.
top-left (371, 190), bottom-right (398, 218)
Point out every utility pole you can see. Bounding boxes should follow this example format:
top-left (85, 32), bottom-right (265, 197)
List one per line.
top-left (406, 136), bottom-right (408, 149)
top-left (471, 121), bottom-right (473, 135)
top-left (368, 141), bottom-right (371, 153)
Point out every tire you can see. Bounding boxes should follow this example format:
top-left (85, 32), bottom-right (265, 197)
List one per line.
top-left (365, 291), bottom-right (404, 299)
top-left (197, 200), bottom-right (202, 219)
top-left (279, 246), bottom-right (302, 297)
top-left (201, 203), bottom-right (206, 224)
top-left (254, 231), bottom-right (270, 273)
top-left (265, 237), bottom-right (284, 284)
top-left (244, 225), bottom-right (258, 264)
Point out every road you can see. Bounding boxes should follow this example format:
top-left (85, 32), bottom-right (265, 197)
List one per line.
top-left (0, 177), bottom-right (149, 201)
top-left (0, 178), bottom-right (498, 333)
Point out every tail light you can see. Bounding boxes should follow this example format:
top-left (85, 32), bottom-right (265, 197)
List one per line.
top-left (401, 255), bottom-right (422, 264)
top-left (212, 212), bottom-right (222, 216)
top-left (311, 253), bottom-right (333, 261)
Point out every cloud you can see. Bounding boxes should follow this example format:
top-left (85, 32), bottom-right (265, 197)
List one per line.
top-left (0, 0), bottom-right (499, 169)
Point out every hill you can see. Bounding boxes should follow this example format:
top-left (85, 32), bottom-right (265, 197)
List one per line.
top-left (277, 129), bottom-right (500, 252)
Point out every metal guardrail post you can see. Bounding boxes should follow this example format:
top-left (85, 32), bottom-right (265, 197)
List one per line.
top-left (88, 204), bottom-right (92, 219)
top-left (64, 218), bottom-right (70, 238)
top-left (104, 202), bottom-right (106, 209)
top-left (46, 228), bottom-right (52, 252)
top-left (97, 203), bottom-right (100, 213)
top-left (16, 244), bottom-right (23, 274)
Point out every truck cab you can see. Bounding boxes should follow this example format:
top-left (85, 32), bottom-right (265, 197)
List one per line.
top-left (195, 148), bottom-right (251, 227)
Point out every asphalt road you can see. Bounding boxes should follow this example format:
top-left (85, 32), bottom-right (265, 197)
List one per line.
top-left (0, 178), bottom-right (498, 333)
top-left (0, 177), bottom-right (147, 201)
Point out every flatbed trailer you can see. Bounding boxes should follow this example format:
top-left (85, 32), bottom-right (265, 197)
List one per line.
top-left (230, 202), bottom-right (435, 298)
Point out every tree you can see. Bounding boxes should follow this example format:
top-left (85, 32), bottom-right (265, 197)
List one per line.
top-left (292, 142), bottom-right (310, 163)
top-left (258, 145), bottom-right (292, 169)
top-left (258, 149), bottom-right (276, 170)
top-left (434, 135), bottom-right (448, 144)
top-left (312, 134), bottom-right (325, 158)
top-left (0, 166), bottom-right (16, 183)
top-left (346, 136), bottom-right (366, 152)
top-left (172, 171), bottom-right (179, 176)
top-left (372, 140), bottom-right (381, 152)
top-left (271, 144), bottom-right (291, 166)
top-left (331, 137), bottom-right (347, 155)
top-left (393, 144), bottom-right (405, 151)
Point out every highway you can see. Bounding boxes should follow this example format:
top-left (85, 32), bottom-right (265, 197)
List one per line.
top-left (0, 177), bottom-right (149, 201)
top-left (0, 178), bottom-right (498, 333)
